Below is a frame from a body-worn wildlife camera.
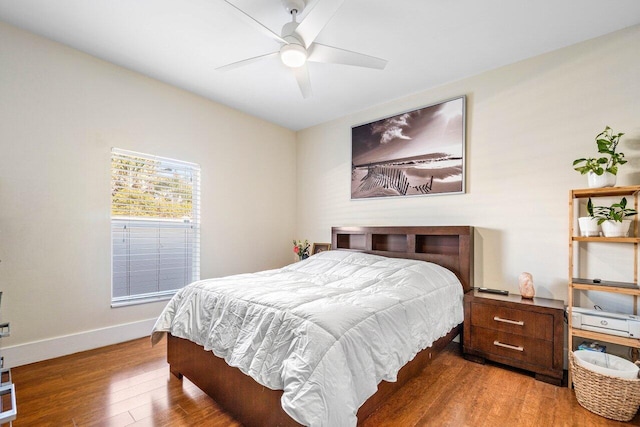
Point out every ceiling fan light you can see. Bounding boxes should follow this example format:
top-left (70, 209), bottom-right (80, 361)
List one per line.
top-left (280, 43), bottom-right (307, 68)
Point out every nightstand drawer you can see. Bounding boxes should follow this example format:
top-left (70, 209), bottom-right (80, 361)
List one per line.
top-left (471, 302), bottom-right (553, 341)
top-left (470, 326), bottom-right (553, 368)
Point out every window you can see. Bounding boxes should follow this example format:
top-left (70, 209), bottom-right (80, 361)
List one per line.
top-left (111, 148), bottom-right (200, 306)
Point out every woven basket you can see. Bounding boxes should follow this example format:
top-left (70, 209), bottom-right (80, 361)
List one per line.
top-left (570, 351), bottom-right (640, 422)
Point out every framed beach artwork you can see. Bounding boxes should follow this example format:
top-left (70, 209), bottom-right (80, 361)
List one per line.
top-left (351, 96), bottom-right (466, 199)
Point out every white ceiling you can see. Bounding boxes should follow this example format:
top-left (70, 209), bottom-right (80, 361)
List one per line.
top-left (1, 0), bottom-right (640, 131)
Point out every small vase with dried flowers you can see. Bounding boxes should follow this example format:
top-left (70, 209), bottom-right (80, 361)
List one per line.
top-left (293, 239), bottom-right (310, 261)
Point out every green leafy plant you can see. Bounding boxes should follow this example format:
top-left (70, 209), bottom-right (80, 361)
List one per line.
top-left (593, 197), bottom-right (637, 224)
top-left (573, 126), bottom-right (626, 176)
top-left (585, 198), bottom-right (595, 217)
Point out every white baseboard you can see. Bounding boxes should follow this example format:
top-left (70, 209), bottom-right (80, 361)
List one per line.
top-left (2, 318), bottom-right (157, 368)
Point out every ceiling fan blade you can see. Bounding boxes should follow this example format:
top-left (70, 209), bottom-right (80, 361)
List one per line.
top-left (223, 0), bottom-right (288, 45)
top-left (295, 0), bottom-right (345, 47)
top-left (216, 51), bottom-right (279, 71)
top-left (308, 43), bottom-right (387, 69)
top-left (292, 64), bottom-right (312, 98)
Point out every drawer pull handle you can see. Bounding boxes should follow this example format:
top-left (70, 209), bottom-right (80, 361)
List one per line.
top-left (493, 340), bottom-right (524, 352)
top-left (493, 316), bottom-right (524, 326)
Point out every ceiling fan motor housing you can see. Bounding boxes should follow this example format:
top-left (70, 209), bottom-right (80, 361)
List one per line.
top-left (281, 21), bottom-right (300, 38)
top-left (282, 0), bottom-right (306, 15)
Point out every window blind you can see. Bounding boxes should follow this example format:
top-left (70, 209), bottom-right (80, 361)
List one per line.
top-left (111, 148), bottom-right (200, 306)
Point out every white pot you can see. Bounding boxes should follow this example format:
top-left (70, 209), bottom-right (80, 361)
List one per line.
top-left (601, 219), bottom-right (632, 237)
top-left (587, 171), bottom-right (617, 188)
top-left (578, 217), bottom-right (601, 237)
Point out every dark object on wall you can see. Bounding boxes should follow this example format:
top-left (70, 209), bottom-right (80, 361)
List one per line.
top-left (351, 96), bottom-right (466, 199)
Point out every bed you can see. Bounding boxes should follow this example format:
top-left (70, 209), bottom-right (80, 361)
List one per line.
top-left (151, 225), bottom-right (473, 426)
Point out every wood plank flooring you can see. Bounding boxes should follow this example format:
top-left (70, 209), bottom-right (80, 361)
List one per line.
top-left (10, 337), bottom-right (640, 426)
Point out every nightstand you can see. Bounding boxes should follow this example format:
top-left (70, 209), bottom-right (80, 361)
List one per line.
top-left (463, 288), bottom-right (565, 386)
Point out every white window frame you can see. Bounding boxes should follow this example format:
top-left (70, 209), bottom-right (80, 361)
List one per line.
top-left (110, 148), bottom-right (200, 307)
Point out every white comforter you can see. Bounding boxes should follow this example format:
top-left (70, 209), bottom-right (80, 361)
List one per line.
top-left (151, 250), bottom-right (463, 427)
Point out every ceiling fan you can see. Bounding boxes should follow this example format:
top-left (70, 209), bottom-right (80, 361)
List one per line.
top-left (217, 0), bottom-right (388, 98)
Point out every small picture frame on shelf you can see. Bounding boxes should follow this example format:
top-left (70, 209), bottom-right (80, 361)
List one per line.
top-left (312, 243), bottom-right (331, 255)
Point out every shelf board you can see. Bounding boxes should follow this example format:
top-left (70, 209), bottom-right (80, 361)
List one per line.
top-left (571, 278), bottom-right (640, 295)
top-left (571, 282), bottom-right (640, 295)
top-left (572, 236), bottom-right (640, 243)
top-left (570, 327), bottom-right (640, 348)
top-left (571, 185), bottom-right (640, 198)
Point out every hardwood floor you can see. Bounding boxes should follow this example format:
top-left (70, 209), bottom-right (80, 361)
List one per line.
top-left (11, 337), bottom-right (240, 427)
top-left (10, 337), bottom-right (640, 426)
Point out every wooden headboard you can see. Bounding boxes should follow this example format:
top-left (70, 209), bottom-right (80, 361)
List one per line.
top-left (331, 226), bottom-right (474, 292)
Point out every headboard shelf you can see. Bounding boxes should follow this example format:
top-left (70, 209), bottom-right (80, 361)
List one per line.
top-left (416, 234), bottom-right (460, 255)
top-left (335, 233), bottom-right (366, 251)
top-left (332, 226), bottom-right (474, 291)
top-left (372, 233), bottom-right (407, 252)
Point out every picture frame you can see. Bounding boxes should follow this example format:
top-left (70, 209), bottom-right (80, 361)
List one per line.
top-left (351, 96), bottom-right (466, 199)
top-left (312, 243), bottom-right (331, 255)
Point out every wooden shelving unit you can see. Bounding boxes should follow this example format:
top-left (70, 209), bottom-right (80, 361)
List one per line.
top-left (568, 185), bottom-right (640, 369)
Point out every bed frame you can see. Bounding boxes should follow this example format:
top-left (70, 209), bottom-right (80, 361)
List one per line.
top-left (167, 226), bottom-right (474, 426)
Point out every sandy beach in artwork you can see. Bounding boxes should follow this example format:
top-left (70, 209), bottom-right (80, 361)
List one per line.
top-left (351, 156), bottom-right (463, 198)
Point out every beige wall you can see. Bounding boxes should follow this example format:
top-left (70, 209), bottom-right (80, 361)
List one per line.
top-left (2, 18), bottom-right (640, 365)
top-left (296, 25), bottom-right (640, 305)
top-left (0, 22), bottom-right (296, 365)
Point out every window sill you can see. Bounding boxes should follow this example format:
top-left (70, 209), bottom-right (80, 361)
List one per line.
top-left (111, 293), bottom-right (175, 308)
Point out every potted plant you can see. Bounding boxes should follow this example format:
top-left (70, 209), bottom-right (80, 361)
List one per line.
top-left (578, 198), bottom-right (601, 237)
top-left (573, 126), bottom-right (626, 188)
top-left (593, 197), bottom-right (638, 237)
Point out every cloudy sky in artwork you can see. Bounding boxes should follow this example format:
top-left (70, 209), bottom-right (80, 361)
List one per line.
top-left (352, 97), bottom-right (464, 165)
